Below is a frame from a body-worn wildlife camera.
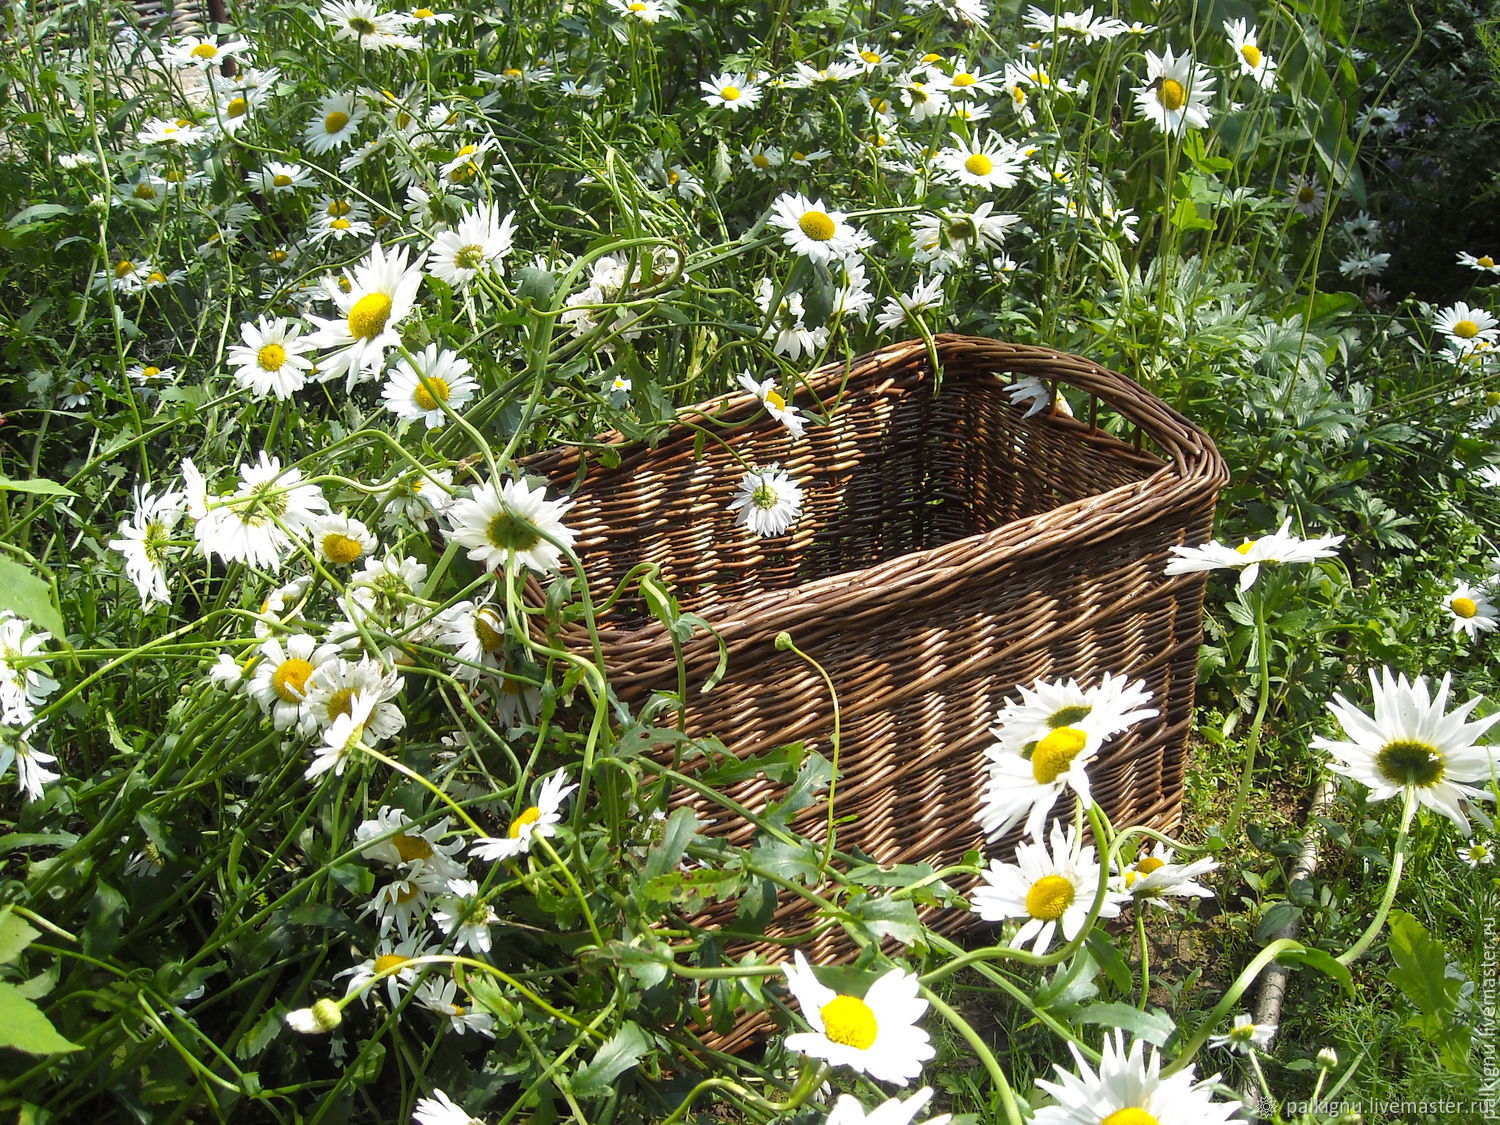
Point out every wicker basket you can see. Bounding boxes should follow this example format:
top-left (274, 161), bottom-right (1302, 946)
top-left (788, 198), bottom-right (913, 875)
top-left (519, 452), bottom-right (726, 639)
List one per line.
top-left (522, 334), bottom-right (1224, 1032)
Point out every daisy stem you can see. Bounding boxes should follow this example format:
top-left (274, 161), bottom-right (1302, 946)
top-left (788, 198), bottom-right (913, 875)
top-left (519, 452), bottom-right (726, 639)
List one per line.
top-left (1247, 1050), bottom-right (1279, 1121)
top-left (356, 742), bottom-right (486, 836)
top-left (1164, 937), bottom-right (1306, 1076)
top-left (361, 954), bottom-right (604, 1038)
top-left (535, 835), bottom-right (607, 950)
top-left (919, 986), bottom-right (1023, 1125)
top-left (1336, 786), bottom-right (1418, 967)
top-left (1136, 908), bottom-right (1151, 1010)
top-left (656, 1062), bottom-right (825, 1125)
top-left (1225, 588), bottom-right (1272, 840)
top-left (775, 633), bottom-right (842, 870)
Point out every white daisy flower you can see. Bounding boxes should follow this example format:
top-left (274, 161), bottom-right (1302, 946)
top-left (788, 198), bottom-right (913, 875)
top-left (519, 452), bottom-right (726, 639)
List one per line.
top-left (227, 317), bottom-right (315, 400)
top-left (1287, 174), bottom-right (1325, 217)
top-left (470, 771), bottom-right (578, 861)
top-left (1457, 251), bottom-right (1500, 275)
top-left (978, 725), bottom-right (1106, 841)
top-left (382, 468), bottom-right (455, 528)
top-left (95, 256), bottom-right (157, 294)
top-left (194, 453), bottom-right (329, 572)
top-left (445, 477), bottom-right (577, 575)
top-left (1458, 839), bottom-right (1494, 867)
top-left (1022, 6), bottom-right (1128, 42)
top-left (1114, 847), bottom-right (1218, 912)
top-left (136, 117), bottom-right (208, 147)
top-left (310, 513), bottom-right (378, 566)
top-left (1208, 1013), bottom-right (1276, 1055)
top-left (307, 690), bottom-right (378, 778)
top-left (249, 161), bottom-right (315, 195)
top-left (1031, 1030), bottom-right (1243, 1125)
top-left (753, 281), bottom-right (828, 361)
top-left (612, 0), bottom-right (675, 21)
top-left (970, 821), bottom-right (1124, 953)
top-left (934, 131), bottom-right (1026, 190)
top-left (344, 552), bottom-right (429, 626)
top-left (336, 933), bottom-right (438, 1008)
top-left (826, 1088), bottom-right (952, 1125)
top-left (320, 0), bottom-right (409, 47)
top-left (736, 372), bottom-right (807, 438)
top-left (165, 34), bottom-right (251, 68)
top-left (700, 71), bottom-right (762, 110)
top-left (108, 486), bottom-right (185, 607)
top-left (303, 91), bottom-right (368, 155)
top-left (125, 362), bottom-right (175, 387)
top-left (911, 202), bottom-right (1019, 271)
top-left (728, 463), bottom-right (804, 538)
top-left (432, 878), bottom-right (500, 954)
top-left (2, 733), bottom-right (61, 802)
top-left (413, 1089), bottom-right (483, 1125)
top-left (844, 41), bottom-right (895, 73)
top-left (789, 60), bottom-right (863, 87)
top-left (1006, 375), bottom-right (1073, 418)
top-left (435, 600), bottom-right (507, 679)
top-left (354, 806), bottom-right (467, 874)
top-left (897, 73), bottom-right (951, 121)
top-left (284, 999), bottom-right (343, 1034)
top-left (1311, 667), bottom-right (1500, 834)
top-left (767, 192), bottom-right (869, 266)
top-left (874, 276), bottom-right (945, 335)
top-left (1223, 19), bottom-right (1277, 88)
top-left (1133, 48), bottom-right (1215, 134)
top-left (382, 345), bottom-right (477, 429)
top-left (742, 143), bottom-right (784, 175)
top-left (304, 657), bottom-right (406, 742)
top-left (304, 242), bottom-right (427, 389)
top-left (1165, 518), bottom-right (1343, 589)
top-left (781, 952), bottom-right (934, 1086)
top-left (415, 976), bottom-right (495, 1037)
top-left (1445, 580), bottom-right (1499, 639)
top-left (247, 634), bottom-right (339, 734)
top-left (427, 203), bottom-right (517, 288)
top-left (992, 673), bottom-right (1158, 751)
top-left (931, 55), bottom-right (1002, 96)
top-left (1434, 302), bottom-right (1499, 348)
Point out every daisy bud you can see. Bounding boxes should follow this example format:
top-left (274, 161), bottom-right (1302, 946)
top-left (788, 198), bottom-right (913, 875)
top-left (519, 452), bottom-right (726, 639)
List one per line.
top-left (775, 631), bottom-right (793, 651)
top-left (1316, 1046), bottom-right (1339, 1070)
top-left (285, 998), bottom-right (343, 1034)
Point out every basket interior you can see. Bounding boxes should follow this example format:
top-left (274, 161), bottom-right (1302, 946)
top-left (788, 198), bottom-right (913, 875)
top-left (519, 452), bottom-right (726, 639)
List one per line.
top-left (542, 356), bottom-right (1165, 628)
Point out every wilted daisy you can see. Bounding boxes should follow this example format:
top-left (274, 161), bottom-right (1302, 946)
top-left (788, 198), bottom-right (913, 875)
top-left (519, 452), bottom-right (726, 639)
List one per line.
top-left (1445, 580), bottom-right (1499, 639)
top-left (382, 346), bottom-right (477, 429)
top-left (310, 513), bottom-right (378, 566)
top-left (227, 317), bottom-right (315, 400)
top-left (782, 952), bottom-right (933, 1086)
top-left (304, 91), bottom-right (368, 155)
top-left (195, 453), bottom-right (329, 571)
top-left (1114, 846), bottom-right (1218, 912)
top-left (427, 203), bottom-right (516, 288)
top-left (413, 1089), bottom-right (484, 1125)
top-left (1208, 1014), bottom-right (1276, 1055)
top-left (435, 600), bottom-right (507, 679)
top-left (1311, 667), bottom-right (1500, 833)
top-left (970, 821), bottom-right (1123, 952)
top-left (305, 242), bottom-right (426, 389)
top-left (1133, 48), bottom-right (1215, 133)
top-left (935, 131), bottom-right (1026, 190)
top-left (728, 463), bottom-right (804, 538)
top-left (1434, 302), bottom-right (1499, 349)
top-left (446, 477), bottom-right (577, 575)
top-left (1032, 1031), bottom-right (1243, 1125)
top-left (700, 71), bottom-right (762, 111)
top-left (471, 771), bottom-right (578, 861)
top-left (247, 634), bottom-right (338, 733)
top-left (767, 193), bottom-right (868, 266)
top-left (1457, 251), bottom-right (1500, 275)
top-left (1223, 19), bottom-right (1277, 88)
top-left (736, 373), bottom-right (806, 438)
top-left (1165, 518), bottom-right (1343, 589)
top-left (109, 486), bottom-right (184, 607)
top-left (1007, 375), bottom-right (1072, 418)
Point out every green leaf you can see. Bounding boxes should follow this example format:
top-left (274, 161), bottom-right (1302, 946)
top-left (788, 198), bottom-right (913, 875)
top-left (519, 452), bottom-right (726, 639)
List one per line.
top-left (0, 475), bottom-right (75, 497)
top-left (0, 556), bottom-right (64, 638)
top-left (1075, 1002), bottom-right (1177, 1047)
top-left (643, 807), bottom-right (702, 880)
top-left (0, 980), bottom-right (79, 1054)
top-left (600, 940), bottom-right (675, 990)
top-left (6, 203), bottom-right (71, 228)
top-left (1387, 911), bottom-right (1458, 1017)
top-left (0, 908), bottom-right (40, 965)
top-left (840, 893), bottom-right (925, 947)
top-left (571, 1022), bottom-right (651, 1097)
top-left (1275, 944), bottom-right (1354, 997)
top-left (1255, 901), bottom-right (1303, 942)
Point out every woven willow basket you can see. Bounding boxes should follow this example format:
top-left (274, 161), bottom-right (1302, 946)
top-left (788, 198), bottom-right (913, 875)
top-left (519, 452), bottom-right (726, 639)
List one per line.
top-left (523, 334), bottom-right (1225, 1040)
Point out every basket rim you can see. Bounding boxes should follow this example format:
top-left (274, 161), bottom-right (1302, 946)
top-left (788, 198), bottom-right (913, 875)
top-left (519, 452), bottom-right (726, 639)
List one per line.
top-left (535, 334), bottom-right (1227, 647)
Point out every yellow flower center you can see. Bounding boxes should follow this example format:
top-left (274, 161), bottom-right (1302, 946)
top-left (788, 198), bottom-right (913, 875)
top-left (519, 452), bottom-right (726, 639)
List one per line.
top-left (325, 687), bottom-right (355, 721)
top-left (859, 49), bottom-right (880, 63)
top-left (115, 259), bottom-right (136, 278)
top-left (1480, 256), bottom-right (1495, 268)
top-left (392, 832), bottom-right (435, 862)
top-left (819, 994), bottom-right (878, 1049)
top-left (720, 85), bottom-right (741, 101)
top-left (503, 67), bottom-right (522, 77)
top-left (190, 43), bottom-right (219, 58)
top-left (454, 244), bottom-right (486, 270)
top-left (142, 365), bottom-right (161, 377)
top-left (134, 183), bottom-right (158, 199)
top-left (667, 170), bottom-right (680, 185)
top-left (1124, 855), bottom-right (1166, 888)
top-left (629, 2), bottom-right (648, 9)
top-left (348, 15), bottom-right (377, 32)
top-left (474, 608), bottom-right (505, 653)
top-left (921, 52), bottom-right (942, 63)
top-left (964, 153), bottom-right (993, 176)
top-left (412, 376), bottom-right (451, 411)
top-left (414, 6), bottom-right (435, 15)
top-left (798, 210), bottom-right (836, 241)
top-left (765, 388), bottom-right (787, 411)
top-left (1452, 596), bottom-right (1479, 618)
top-left (1298, 185), bottom-right (1316, 203)
top-left (347, 292), bottom-right (394, 340)
top-left (1031, 727), bottom-right (1089, 784)
top-left (227, 96), bottom-right (248, 117)
top-left (751, 153), bottom-right (770, 168)
top-left (1454, 319), bottom-right (1480, 340)
top-left (148, 272), bottom-right (167, 284)
top-left (322, 532), bottom-right (364, 564)
top-left (1011, 86), bottom-right (1027, 105)
top-left (1157, 78), bottom-right (1186, 111)
top-left (1235, 540), bottom-right (1256, 555)
top-left (324, 110), bottom-right (351, 134)
top-left (508, 805), bottom-right (542, 838)
top-left (273, 173), bottom-right (294, 187)
top-left (269, 248), bottom-right (288, 263)
top-left (1375, 738), bottom-right (1444, 788)
top-left (331, 218), bottom-right (352, 230)
top-left (1101, 1110), bottom-right (1161, 1125)
top-left (951, 72), bottom-right (976, 87)
top-left (272, 657), bottom-right (315, 703)
top-left (1025, 874), bottom-right (1076, 920)
top-left (1240, 43), bottom-right (1262, 68)
top-left (373, 953), bottom-right (411, 974)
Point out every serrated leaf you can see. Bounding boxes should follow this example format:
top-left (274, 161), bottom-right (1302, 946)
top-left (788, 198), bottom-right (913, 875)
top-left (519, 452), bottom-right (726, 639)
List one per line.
top-left (1075, 1002), bottom-right (1177, 1047)
top-left (234, 1007), bottom-right (282, 1061)
top-left (1387, 911), bottom-right (1457, 1017)
top-left (0, 980), bottom-right (79, 1054)
top-left (841, 894), bottom-right (924, 946)
top-left (643, 807), bottom-right (702, 880)
top-left (0, 908), bottom-right (40, 965)
top-left (572, 1022), bottom-right (650, 1097)
top-left (0, 475), bottom-right (75, 497)
top-left (0, 556), bottom-right (64, 638)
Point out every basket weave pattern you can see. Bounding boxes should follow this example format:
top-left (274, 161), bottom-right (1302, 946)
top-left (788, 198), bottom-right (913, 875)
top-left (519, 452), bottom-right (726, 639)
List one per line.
top-left (525, 335), bottom-right (1225, 963)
